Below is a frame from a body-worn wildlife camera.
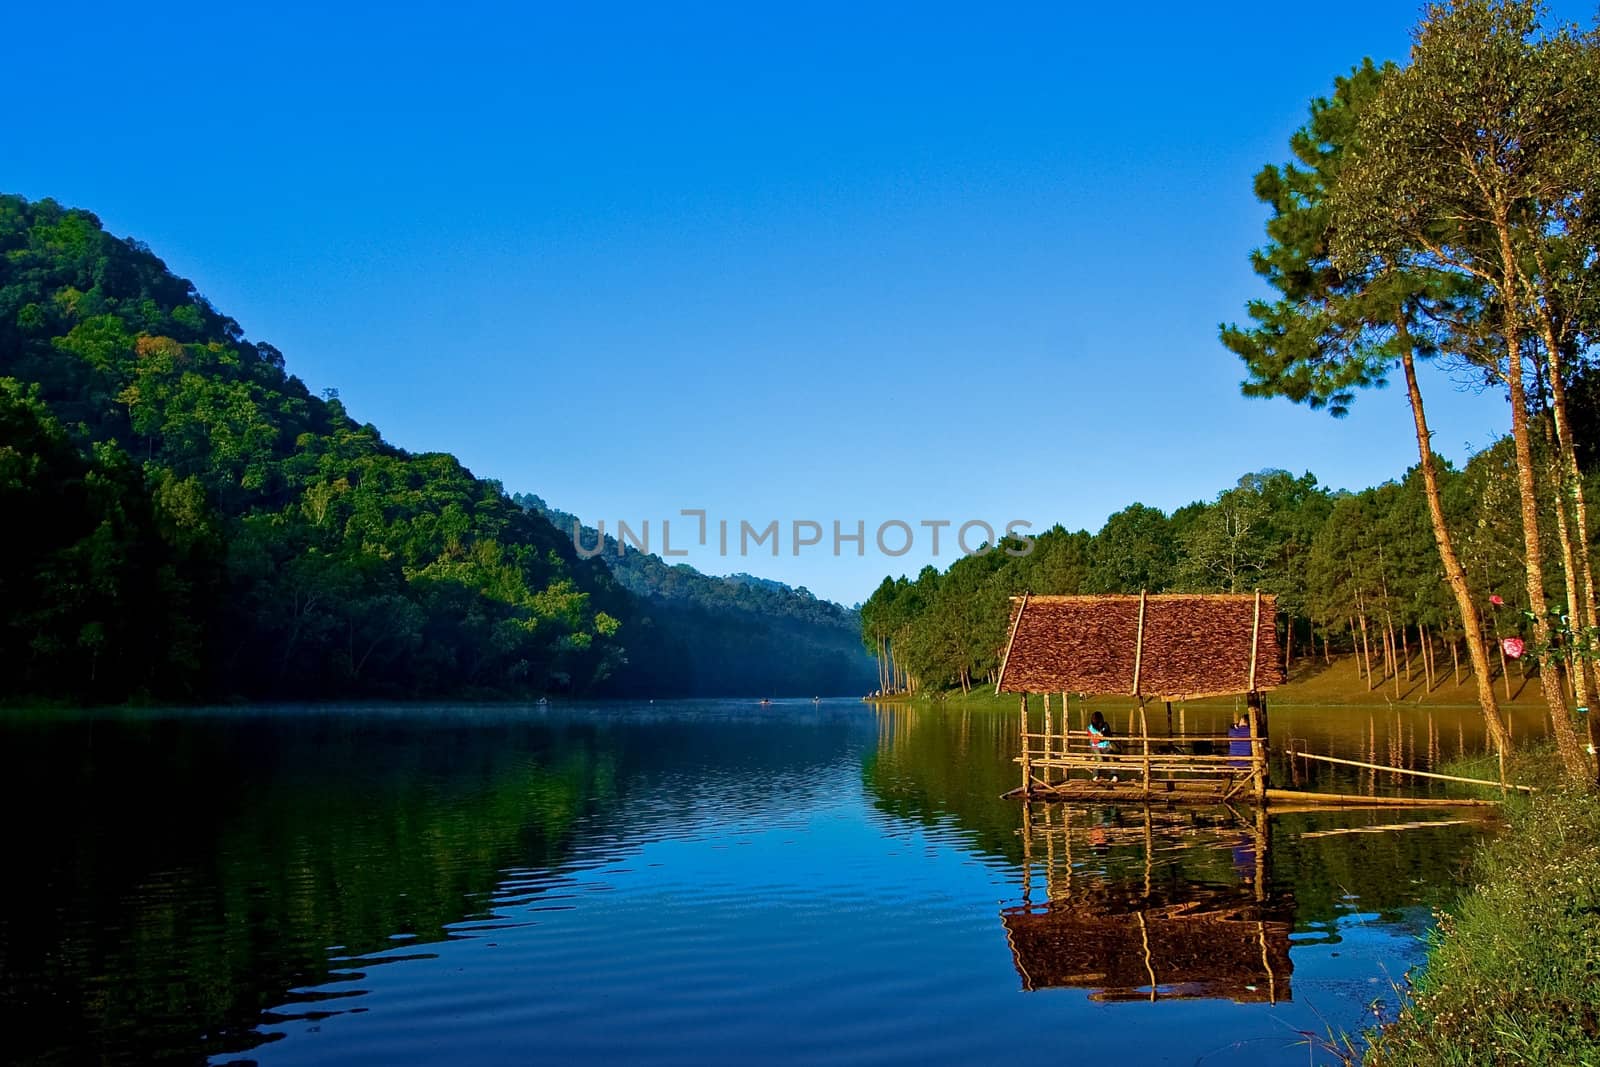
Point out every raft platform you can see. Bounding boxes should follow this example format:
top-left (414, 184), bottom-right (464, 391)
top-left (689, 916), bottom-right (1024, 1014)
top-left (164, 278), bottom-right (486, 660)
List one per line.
top-left (1002, 780), bottom-right (1500, 809)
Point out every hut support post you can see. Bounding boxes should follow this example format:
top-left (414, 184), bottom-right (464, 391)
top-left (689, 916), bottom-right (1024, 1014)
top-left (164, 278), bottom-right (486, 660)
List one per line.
top-left (1139, 701), bottom-right (1151, 788)
top-left (1249, 591), bottom-right (1267, 804)
top-left (1020, 693), bottom-right (1031, 794)
top-left (1249, 699), bottom-right (1266, 803)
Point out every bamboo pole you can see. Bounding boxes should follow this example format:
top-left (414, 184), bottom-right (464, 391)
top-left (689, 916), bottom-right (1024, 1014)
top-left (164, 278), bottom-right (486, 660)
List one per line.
top-left (995, 593), bottom-right (1029, 695)
top-left (1024, 731), bottom-right (1251, 742)
top-left (1132, 589), bottom-right (1148, 697)
top-left (1019, 693), bottom-right (1031, 793)
top-left (1249, 595), bottom-right (1266, 803)
top-left (1248, 590), bottom-right (1261, 693)
top-left (1264, 788), bottom-right (1499, 808)
top-left (1249, 698), bottom-right (1265, 803)
top-left (1289, 750), bottom-right (1536, 792)
top-left (1299, 818), bottom-right (1477, 839)
top-left (1139, 701), bottom-right (1151, 787)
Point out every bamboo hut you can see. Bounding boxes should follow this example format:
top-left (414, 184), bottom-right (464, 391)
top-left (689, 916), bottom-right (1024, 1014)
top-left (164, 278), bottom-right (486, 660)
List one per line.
top-left (997, 592), bottom-right (1285, 803)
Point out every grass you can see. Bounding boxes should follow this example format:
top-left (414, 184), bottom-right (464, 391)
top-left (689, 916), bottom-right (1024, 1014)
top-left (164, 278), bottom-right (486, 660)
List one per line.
top-left (1360, 744), bottom-right (1600, 1066)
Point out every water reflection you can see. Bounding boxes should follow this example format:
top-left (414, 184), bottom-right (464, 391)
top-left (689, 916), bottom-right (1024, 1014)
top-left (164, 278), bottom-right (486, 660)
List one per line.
top-left (0, 700), bottom-right (1507, 1067)
top-left (1006, 805), bottom-right (1290, 1002)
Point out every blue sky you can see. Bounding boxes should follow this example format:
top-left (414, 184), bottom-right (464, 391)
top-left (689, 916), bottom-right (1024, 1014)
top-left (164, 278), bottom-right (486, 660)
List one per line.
top-left (9, 1), bottom-right (1593, 604)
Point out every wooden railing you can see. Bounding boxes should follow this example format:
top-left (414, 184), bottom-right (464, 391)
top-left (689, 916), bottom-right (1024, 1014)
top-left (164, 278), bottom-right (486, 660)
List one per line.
top-left (1017, 695), bottom-right (1268, 801)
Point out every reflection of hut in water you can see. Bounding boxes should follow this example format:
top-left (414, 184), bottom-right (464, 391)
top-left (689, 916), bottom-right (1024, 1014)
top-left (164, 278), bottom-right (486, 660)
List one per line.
top-left (1002, 887), bottom-right (1293, 1002)
top-left (997, 592), bottom-right (1284, 803)
top-left (1005, 803), bottom-right (1293, 1003)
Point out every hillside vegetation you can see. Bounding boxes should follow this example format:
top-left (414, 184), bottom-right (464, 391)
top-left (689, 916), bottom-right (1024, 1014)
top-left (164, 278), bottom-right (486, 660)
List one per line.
top-left (0, 194), bottom-right (872, 702)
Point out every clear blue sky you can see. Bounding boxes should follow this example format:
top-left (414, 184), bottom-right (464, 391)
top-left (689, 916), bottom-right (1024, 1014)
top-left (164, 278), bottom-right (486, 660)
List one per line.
top-left (8, 1), bottom-right (1592, 604)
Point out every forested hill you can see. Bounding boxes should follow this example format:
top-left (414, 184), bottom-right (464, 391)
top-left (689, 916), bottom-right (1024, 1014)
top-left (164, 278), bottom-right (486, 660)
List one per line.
top-left (0, 194), bottom-right (873, 701)
top-left (515, 494), bottom-right (870, 696)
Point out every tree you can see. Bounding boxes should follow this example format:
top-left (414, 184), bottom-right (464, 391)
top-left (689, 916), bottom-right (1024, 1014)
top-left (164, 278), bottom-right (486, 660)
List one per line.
top-left (1087, 504), bottom-right (1176, 593)
top-left (1178, 481), bottom-right (1271, 593)
top-left (1331, 0), bottom-right (1600, 780)
top-left (1221, 58), bottom-right (1515, 757)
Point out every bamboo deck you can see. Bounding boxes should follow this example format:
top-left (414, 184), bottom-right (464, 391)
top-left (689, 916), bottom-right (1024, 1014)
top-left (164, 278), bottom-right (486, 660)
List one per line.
top-left (1003, 781), bottom-right (1499, 808)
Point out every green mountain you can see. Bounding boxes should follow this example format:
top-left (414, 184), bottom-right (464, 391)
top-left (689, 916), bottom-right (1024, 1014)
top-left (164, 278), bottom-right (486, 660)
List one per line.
top-left (518, 494), bottom-right (872, 696)
top-left (0, 194), bottom-right (874, 702)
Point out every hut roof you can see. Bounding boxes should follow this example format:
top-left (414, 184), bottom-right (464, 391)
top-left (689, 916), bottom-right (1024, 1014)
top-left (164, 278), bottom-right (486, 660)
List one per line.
top-left (995, 593), bottom-right (1284, 700)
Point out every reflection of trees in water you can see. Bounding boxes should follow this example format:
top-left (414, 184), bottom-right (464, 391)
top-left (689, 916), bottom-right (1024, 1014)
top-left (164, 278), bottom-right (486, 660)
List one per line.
top-left (0, 708), bottom-right (859, 1065)
top-left (861, 703), bottom-right (1492, 930)
top-left (1, 713), bottom-right (619, 1063)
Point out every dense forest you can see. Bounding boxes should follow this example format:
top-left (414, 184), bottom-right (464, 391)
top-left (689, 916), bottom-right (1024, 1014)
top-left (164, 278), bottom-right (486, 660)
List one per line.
top-left (0, 194), bottom-right (873, 702)
top-left (861, 457), bottom-right (1586, 693)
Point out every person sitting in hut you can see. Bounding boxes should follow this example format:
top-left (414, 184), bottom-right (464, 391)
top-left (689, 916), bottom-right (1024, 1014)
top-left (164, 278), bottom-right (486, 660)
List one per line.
top-left (1088, 711), bottom-right (1117, 782)
top-left (1228, 713), bottom-right (1253, 769)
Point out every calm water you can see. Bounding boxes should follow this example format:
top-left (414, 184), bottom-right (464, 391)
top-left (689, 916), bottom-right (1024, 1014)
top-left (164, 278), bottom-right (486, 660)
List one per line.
top-left (0, 699), bottom-right (1547, 1066)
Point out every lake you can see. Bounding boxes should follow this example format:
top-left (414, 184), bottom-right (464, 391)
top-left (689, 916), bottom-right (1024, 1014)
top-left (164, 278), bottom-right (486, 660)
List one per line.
top-left (0, 699), bottom-right (1549, 1066)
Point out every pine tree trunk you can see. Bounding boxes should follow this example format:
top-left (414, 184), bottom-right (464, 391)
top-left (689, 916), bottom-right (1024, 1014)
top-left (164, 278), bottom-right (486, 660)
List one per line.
top-left (1496, 222), bottom-right (1590, 782)
top-left (1397, 343), bottom-right (1511, 755)
top-left (1358, 611), bottom-right (1375, 690)
top-left (1427, 620), bottom-right (1440, 697)
top-left (1348, 617), bottom-right (1359, 680)
top-left (1544, 416), bottom-right (1593, 711)
top-left (1390, 625), bottom-right (1401, 699)
top-left (1533, 246), bottom-right (1600, 778)
top-left (1384, 619), bottom-right (1396, 682)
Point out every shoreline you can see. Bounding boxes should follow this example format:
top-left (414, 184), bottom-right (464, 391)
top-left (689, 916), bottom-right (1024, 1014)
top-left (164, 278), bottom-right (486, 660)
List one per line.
top-left (1361, 745), bottom-right (1600, 1065)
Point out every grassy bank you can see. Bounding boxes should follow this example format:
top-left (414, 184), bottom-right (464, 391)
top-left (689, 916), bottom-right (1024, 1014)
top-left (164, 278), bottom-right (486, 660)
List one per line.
top-left (1362, 747), bottom-right (1600, 1065)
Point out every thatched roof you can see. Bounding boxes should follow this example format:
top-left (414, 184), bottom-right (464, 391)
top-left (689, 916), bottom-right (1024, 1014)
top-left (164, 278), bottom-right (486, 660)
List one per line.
top-left (1001, 887), bottom-right (1294, 1002)
top-left (995, 593), bottom-right (1284, 700)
